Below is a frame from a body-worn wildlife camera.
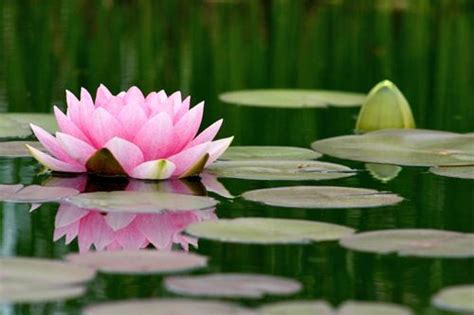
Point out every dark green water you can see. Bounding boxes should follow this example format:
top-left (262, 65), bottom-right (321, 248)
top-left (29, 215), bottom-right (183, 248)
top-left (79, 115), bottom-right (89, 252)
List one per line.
top-left (1, 0), bottom-right (473, 314)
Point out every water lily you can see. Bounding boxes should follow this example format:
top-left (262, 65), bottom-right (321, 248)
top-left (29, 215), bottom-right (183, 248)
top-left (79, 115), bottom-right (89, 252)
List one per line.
top-left (27, 85), bottom-right (233, 180)
top-left (355, 80), bottom-right (415, 133)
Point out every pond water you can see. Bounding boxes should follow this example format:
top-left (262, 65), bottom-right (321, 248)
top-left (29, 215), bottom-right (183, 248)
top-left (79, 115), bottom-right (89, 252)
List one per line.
top-left (1, 1), bottom-right (473, 315)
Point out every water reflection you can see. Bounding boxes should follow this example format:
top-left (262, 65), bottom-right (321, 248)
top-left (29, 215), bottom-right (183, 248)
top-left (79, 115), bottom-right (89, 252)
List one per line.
top-left (40, 174), bottom-right (226, 252)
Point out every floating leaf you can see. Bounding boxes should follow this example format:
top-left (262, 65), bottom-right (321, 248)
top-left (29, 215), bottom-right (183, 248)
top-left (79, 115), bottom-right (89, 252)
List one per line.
top-left (355, 80), bottom-right (415, 133)
top-left (365, 163), bottom-right (402, 182)
top-left (312, 129), bottom-right (474, 166)
top-left (83, 299), bottom-right (253, 315)
top-left (432, 285), bottom-right (474, 313)
top-left (219, 146), bottom-right (321, 161)
top-left (0, 283), bottom-right (86, 303)
top-left (207, 160), bottom-right (355, 181)
top-left (164, 273), bottom-right (301, 299)
top-left (186, 218), bottom-right (355, 244)
top-left (219, 89), bottom-right (366, 108)
top-left (0, 141), bottom-right (45, 157)
top-left (338, 301), bottom-right (413, 315)
top-left (65, 191), bottom-right (217, 213)
top-left (259, 300), bottom-right (333, 315)
top-left (0, 113), bottom-right (57, 139)
top-left (66, 250), bottom-right (208, 274)
top-left (340, 229), bottom-right (474, 258)
top-left (0, 184), bottom-right (79, 203)
top-left (241, 186), bottom-right (403, 209)
top-left (429, 166), bottom-right (474, 179)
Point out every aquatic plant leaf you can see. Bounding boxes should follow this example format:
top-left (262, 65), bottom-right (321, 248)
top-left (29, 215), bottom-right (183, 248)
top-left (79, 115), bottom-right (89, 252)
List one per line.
top-left (0, 141), bottom-right (45, 157)
top-left (312, 129), bottom-right (474, 166)
top-left (219, 146), bottom-right (321, 161)
top-left (432, 285), bottom-right (474, 313)
top-left (0, 113), bottom-right (57, 139)
top-left (207, 160), bottom-right (355, 181)
top-left (0, 184), bottom-right (79, 203)
top-left (429, 165), bottom-right (474, 179)
top-left (338, 301), bottom-right (413, 315)
top-left (340, 229), bottom-right (474, 258)
top-left (66, 250), bottom-right (208, 274)
top-left (186, 218), bottom-right (355, 244)
top-left (83, 299), bottom-right (254, 315)
top-left (65, 191), bottom-right (217, 213)
top-left (259, 300), bottom-right (333, 315)
top-left (164, 273), bottom-right (301, 298)
top-left (219, 89), bottom-right (365, 108)
top-left (355, 80), bottom-right (415, 133)
top-left (365, 163), bottom-right (402, 182)
top-left (241, 186), bottom-right (403, 209)
top-left (0, 283), bottom-right (86, 303)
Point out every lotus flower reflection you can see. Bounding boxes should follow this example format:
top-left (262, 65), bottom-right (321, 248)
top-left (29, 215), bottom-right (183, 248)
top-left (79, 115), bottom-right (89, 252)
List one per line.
top-left (27, 85), bottom-right (233, 180)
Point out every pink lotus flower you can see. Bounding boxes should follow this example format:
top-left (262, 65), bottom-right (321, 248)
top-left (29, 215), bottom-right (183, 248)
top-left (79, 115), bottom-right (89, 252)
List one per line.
top-left (27, 85), bottom-right (233, 180)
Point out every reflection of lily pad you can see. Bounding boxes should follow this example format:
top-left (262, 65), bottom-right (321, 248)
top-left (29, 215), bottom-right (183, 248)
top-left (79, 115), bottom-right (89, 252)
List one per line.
top-left (259, 300), bottom-right (412, 315)
top-left (340, 229), bottom-right (474, 258)
top-left (65, 191), bottom-right (217, 213)
top-left (84, 299), bottom-right (252, 315)
top-left (312, 129), bottom-right (474, 166)
top-left (0, 113), bottom-right (57, 139)
top-left (0, 141), bottom-right (45, 157)
top-left (186, 218), bottom-right (355, 244)
top-left (66, 250), bottom-right (208, 274)
top-left (241, 186), bottom-right (403, 209)
top-left (207, 160), bottom-right (355, 181)
top-left (164, 273), bottom-right (301, 299)
top-left (432, 285), bottom-right (474, 313)
top-left (0, 184), bottom-right (79, 203)
top-left (219, 146), bottom-right (321, 161)
top-left (219, 89), bottom-right (365, 108)
top-left (429, 166), bottom-right (474, 179)
top-left (365, 163), bottom-right (402, 183)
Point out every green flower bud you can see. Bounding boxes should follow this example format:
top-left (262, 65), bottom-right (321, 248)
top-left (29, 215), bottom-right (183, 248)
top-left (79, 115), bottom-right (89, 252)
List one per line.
top-left (355, 80), bottom-right (416, 133)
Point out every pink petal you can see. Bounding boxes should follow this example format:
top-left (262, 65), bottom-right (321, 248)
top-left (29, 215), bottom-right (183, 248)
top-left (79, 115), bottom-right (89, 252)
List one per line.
top-left (26, 145), bottom-right (85, 173)
top-left (133, 112), bottom-right (174, 159)
top-left (129, 159), bottom-right (176, 180)
top-left (172, 93), bottom-right (189, 122)
top-left (95, 84), bottom-right (113, 107)
top-left (117, 103), bottom-right (148, 141)
top-left (148, 91), bottom-right (173, 118)
top-left (115, 222), bottom-right (147, 250)
top-left (200, 172), bottom-right (234, 198)
top-left (205, 136), bottom-right (234, 166)
top-left (125, 86), bottom-right (145, 107)
top-left (78, 88), bottom-right (96, 135)
top-left (88, 107), bottom-right (125, 148)
top-left (167, 142), bottom-right (210, 176)
top-left (78, 212), bottom-right (114, 252)
top-left (136, 214), bottom-right (175, 250)
top-left (101, 96), bottom-right (125, 117)
top-left (104, 213), bottom-right (137, 231)
top-left (54, 106), bottom-right (91, 143)
top-left (55, 204), bottom-right (89, 228)
top-left (103, 137), bottom-right (144, 174)
top-left (56, 132), bottom-right (96, 165)
top-left (172, 102), bottom-right (204, 153)
top-left (30, 124), bottom-right (78, 164)
top-left (65, 90), bottom-right (81, 126)
top-left (186, 119), bottom-right (223, 148)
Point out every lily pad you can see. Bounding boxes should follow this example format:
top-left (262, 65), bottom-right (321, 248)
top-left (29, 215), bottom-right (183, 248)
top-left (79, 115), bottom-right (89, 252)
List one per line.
top-left (0, 184), bottom-right (79, 203)
top-left (0, 113), bottom-right (57, 139)
top-left (219, 89), bottom-right (366, 108)
top-left (66, 250), bottom-right (208, 274)
top-left (65, 191), bottom-right (217, 213)
top-left (338, 301), bottom-right (413, 315)
top-left (241, 186), bottom-right (403, 209)
top-left (432, 285), bottom-right (474, 313)
top-left (340, 229), bottom-right (474, 258)
top-left (164, 273), bottom-right (301, 299)
top-left (185, 217), bottom-right (355, 244)
top-left (207, 160), bottom-right (355, 181)
top-left (429, 166), bottom-right (474, 179)
top-left (311, 129), bottom-right (474, 166)
top-left (219, 146), bottom-right (321, 161)
top-left (83, 299), bottom-right (254, 315)
top-left (0, 283), bottom-right (86, 303)
top-left (0, 141), bottom-right (45, 157)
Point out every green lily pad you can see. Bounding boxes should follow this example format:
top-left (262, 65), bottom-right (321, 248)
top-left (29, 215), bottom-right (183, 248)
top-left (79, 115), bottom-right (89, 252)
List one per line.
top-left (65, 191), bottom-right (217, 213)
top-left (185, 217), bottom-right (355, 244)
top-left (219, 146), bottom-right (321, 161)
top-left (429, 166), bottom-right (474, 179)
top-left (0, 184), bottom-right (79, 203)
top-left (432, 285), bottom-right (474, 313)
top-left (219, 89), bottom-right (366, 108)
top-left (83, 299), bottom-right (253, 315)
top-left (340, 229), bottom-right (474, 258)
top-left (0, 113), bottom-right (57, 139)
top-left (311, 129), bottom-right (474, 166)
top-left (0, 141), bottom-right (45, 157)
top-left (164, 273), bottom-right (301, 299)
top-left (1, 283), bottom-right (86, 303)
top-left (207, 160), bottom-right (355, 181)
top-left (241, 186), bottom-right (403, 209)
top-left (66, 250), bottom-right (208, 274)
